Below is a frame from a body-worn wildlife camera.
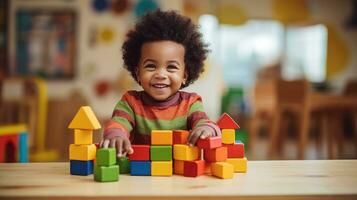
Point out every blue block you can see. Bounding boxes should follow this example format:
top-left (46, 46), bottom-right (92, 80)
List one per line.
top-left (130, 161), bottom-right (151, 176)
top-left (235, 139), bottom-right (243, 144)
top-left (70, 160), bottom-right (93, 176)
top-left (18, 132), bottom-right (28, 163)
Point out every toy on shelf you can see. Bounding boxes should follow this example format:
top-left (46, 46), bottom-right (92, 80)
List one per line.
top-left (0, 124), bottom-right (28, 163)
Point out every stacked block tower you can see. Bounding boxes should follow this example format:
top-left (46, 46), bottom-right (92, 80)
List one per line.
top-left (94, 148), bottom-right (119, 182)
top-left (0, 124), bottom-right (28, 163)
top-left (68, 106), bottom-right (101, 176)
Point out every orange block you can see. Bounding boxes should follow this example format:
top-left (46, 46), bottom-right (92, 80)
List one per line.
top-left (173, 130), bottom-right (189, 144)
top-left (151, 130), bottom-right (173, 145)
top-left (204, 146), bottom-right (227, 162)
top-left (174, 160), bottom-right (185, 175)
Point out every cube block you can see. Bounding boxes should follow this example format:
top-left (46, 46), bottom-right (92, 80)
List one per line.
top-left (174, 160), bottom-right (185, 175)
top-left (128, 145), bottom-right (150, 161)
top-left (223, 143), bottom-right (244, 158)
top-left (211, 162), bottom-right (234, 179)
top-left (117, 157), bottom-right (131, 174)
top-left (70, 160), bottom-right (93, 176)
top-left (151, 161), bottom-right (173, 176)
top-left (173, 130), bottom-right (189, 144)
top-left (130, 161), bottom-right (151, 176)
top-left (183, 160), bottom-right (206, 177)
top-left (69, 144), bottom-right (96, 161)
top-left (226, 157), bottom-right (247, 172)
top-left (150, 146), bottom-right (172, 161)
top-left (197, 136), bottom-right (222, 149)
top-left (94, 165), bottom-right (119, 182)
top-left (151, 130), bottom-right (173, 145)
top-left (173, 144), bottom-right (199, 161)
top-left (96, 148), bottom-right (116, 166)
top-left (204, 146), bottom-right (227, 162)
top-left (74, 129), bottom-right (93, 145)
top-left (222, 129), bottom-right (235, 144)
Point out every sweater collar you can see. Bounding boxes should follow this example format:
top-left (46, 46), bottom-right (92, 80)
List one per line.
top-left (141, 91), bottom-right (180, 108)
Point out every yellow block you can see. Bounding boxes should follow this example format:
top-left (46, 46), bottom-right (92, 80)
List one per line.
top-left (74, 129), bottom-right (93, 145)
top-left (211, 162), bottom-right (234, 179)
top-left (174, 160), bottom-right (184, 175)
top-left (151, 161), bottom-right (173, 176)
top-left (68, 106), bottom-right (101, 130)
top-left (173, 144), bottom-right (199, 161)
top-left (69, 144), bottom-right (96, 161)
top-left (222, 129), bottom-right (235, 144)
top-left (151, 130), bottom-right (173, 145)
top-left (0, 124), bottom-right (27, 136)
top-left (226, 157), bottom-right (247, 173)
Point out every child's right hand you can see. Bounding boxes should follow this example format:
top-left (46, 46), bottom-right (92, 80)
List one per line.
top-left (100, 136), bottom-right (134, 158)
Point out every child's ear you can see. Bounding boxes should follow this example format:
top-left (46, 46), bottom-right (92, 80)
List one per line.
top-left (135, 67), bottom-right (141, 85)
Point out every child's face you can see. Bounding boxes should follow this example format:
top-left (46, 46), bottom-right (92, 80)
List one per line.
top-left (137, 40), bottom-right (187, 101)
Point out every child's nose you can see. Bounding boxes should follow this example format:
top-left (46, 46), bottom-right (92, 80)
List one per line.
top-left (154, 68), bottom-right (167, 79)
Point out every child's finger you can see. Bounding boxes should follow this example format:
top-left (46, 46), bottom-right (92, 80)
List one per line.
top-left (189, 130), bottom-right (203, 146)
top-left (99, 140), bottom-right (104, 148)
top-left (123, 139), bottom-right (134, 154)
top-left (116, 139), bottom-right (124, 157)
top-left (109, 139), bottom-right (116, 148)
top-left (102, 139), bottom-right (110, 148)
top-left (200, 131), bottom-right (211, 139)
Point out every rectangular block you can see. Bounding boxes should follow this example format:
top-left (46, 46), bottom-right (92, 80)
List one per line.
top-left (151, 161), bottom-right (173, 176)
top-left (130, 161), bottom-right (151, 176)
top-left (69, 144), bottom-right (96, 161)
top-left (197, 136), bottom-right (222, 149)
top-left (74, 129), bottom-right (93, 145)
top-left (18, 132), bottom-right (28, 163)
top-left (211, 162), bottom-right (234, 179)
top-left (223, 143), bottom-right (244, 158)
top-left (226, 157), bottom-right (247, 173)
top-left (204, 146), bottom-right (227, 162)
top-left (0, 134), bottom-right (19, 162)
top-left (174, 160), bottom-right (185, 175)
top-left (70, 160), bottom-right (93, 176)
top-left (151, 130), bottom-right (173, 145)
top-left (173, 130), bottom-right (189, 144)
top-left (117, 157), bottom-right (131, 174)
top-left (128, 145), bottom-right (150, 161)
top-left (150, 146), bottom-right (172, 161)
top-left (173, 144), bottom-right (199, 161)
top-left (183, 160), bottom-right (206, 177)
top-left (222, 129), bottom-right (235, 144)
top-left (94, 165), bottom-right (119, 182)
top-left (96, 148), bottom-right (116, 166)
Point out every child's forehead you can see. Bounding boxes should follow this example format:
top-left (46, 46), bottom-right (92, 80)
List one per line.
top-left (140, 40), bottom-right (185, 61)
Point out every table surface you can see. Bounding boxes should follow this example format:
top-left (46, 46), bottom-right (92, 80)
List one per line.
top-left (1, 160), bottom-right (357, 200)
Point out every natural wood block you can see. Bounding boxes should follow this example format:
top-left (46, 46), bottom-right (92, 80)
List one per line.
top-left (173, 144), bottom-right (199, 161)
top-left (222, 129), bottom-right (235, 144)
top-left (96, 148), bottom-right (116, 166)
top-left (150, 146), bottom-right (172, 161)
top-left (94, 165), bottom-right (119, 182)
top-left (174, 160), bottom-right (185, 175)
top-left (74, 129), bottom-right (93, 145)
top-left (183, 160), bottom-right (206, 177)
top-left (223, 143), bottom-right (244, 158)
top-left (216, 113), bottom-right (240, 129)
top-left (173, 130), bottom-right (189, 144)
top-left (197, 136), bottom-right (222, 149)
top-left (128, 145), bottom-right (150, 161)
top-left (151, 161), bottom-right (173, 176)
top-left (117, 157), bottom-right (131, 174)
top-left (211, 162), bottom-right (234, 179)
top-left (68, 106), bottom-right (101, 130)
top-left (226, 157), bottom-right (247, 173)
top-left (204, 146), bottom-right (227, 162)
top-left (69, 144), bottom-right (96, 161)
top-left (151, 130), bottom-right (173, 145)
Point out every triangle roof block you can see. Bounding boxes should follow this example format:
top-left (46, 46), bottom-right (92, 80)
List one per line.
top-left (217, 113), bottom-right (240, 129)
top-left (68, 106), bottom-right (101, 130)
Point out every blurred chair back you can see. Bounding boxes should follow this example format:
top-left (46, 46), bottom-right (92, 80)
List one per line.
top-left (343, 80), bottom-right (357, 96)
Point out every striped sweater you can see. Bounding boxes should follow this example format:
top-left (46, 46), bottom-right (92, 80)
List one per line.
top-left (104, 90), bottom-right (221, 144)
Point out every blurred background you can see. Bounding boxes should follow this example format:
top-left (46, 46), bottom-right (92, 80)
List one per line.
top-left (0, 0), bottom-right (356, 162)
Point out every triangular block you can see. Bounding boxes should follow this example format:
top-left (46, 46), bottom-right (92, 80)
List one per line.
top-left (216, 113), bottom-right (240, 129)
top-left (68, 106), bottom-right (101, 130)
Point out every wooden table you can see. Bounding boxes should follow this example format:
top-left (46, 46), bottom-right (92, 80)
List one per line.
top-left (1, 160), bottom-right (357, 199)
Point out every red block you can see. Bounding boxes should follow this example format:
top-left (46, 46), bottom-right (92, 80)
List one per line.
top-left (223, 143), bottom-right (244, 158)
top-left (183, 160), bottom-right (206, 177)
top-left (128, 145), bottom-right (150, 161)
top-left (0, 134), bottom-right (19, 163)
top-left (204, 146), bottom-right (227, 162)
top-left (173, 130), bottom-right (189, 144)
top-left (216, 113), bottom-right (240, 129)
top-left (197, 136), bottom-right (222, 149)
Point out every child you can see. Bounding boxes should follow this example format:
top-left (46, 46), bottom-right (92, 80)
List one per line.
top-left (100, 10), bottom-right (221, 157)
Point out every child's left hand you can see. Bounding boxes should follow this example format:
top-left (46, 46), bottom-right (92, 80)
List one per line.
top-left (187, 126), bottom-right (214, 146)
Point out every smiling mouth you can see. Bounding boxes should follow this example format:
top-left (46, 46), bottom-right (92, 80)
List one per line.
top-left (152, 84), bottom-right (169, 88)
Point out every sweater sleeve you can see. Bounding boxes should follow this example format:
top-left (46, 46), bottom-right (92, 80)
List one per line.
top-left (187, 95), bottom-right (221, 136)
top-left (103, 93), bottom-right (135, 139)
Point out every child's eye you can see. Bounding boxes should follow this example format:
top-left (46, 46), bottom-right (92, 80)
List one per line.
top-left (144, 64), bottom-right (156, 71)
top-left (167, 65), bottom-right (179, 72)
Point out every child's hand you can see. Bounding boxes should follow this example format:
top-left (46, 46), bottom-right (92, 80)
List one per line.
top-left (187, 126), bottom-right (214, 146)
top-left (100, 136), bottom-right (134, 158)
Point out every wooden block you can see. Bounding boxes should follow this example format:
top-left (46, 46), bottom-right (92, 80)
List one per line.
top-left (173, 130), bottom-right (189, 144)
top-left (223, 143), bottom-right (244, 158)
top-left (216, 113), bottom-right (240, 129)
top-left (173, 144), bottom-right (199, 161)
top-left (204, 146), bottom-right (227, 162)
top-left (211, 162), bottom-right (234, 179)
top-left (128, 145), bottom-right (150, 161)
top-left (151, 130), bottom-right (173, 145)
top-left (18, 132), bottom-right (28, 163)
top-left (150, 146), bottom-right (172, 161)
top-left (117, 157), bottom-right (131, 174)
top-left (96, 148), bottom-right (116, 166)
top-left (0, 124), bottom-right (27, 136)
top-left (151, 161), bottom-right (173, 176)
top-left (130, 161), bottom-right (151, 176)
top-left (174, 160), bottom-right (185, 175)
top-left (183, 160), bottom-right (206, 177)
top-left (69, 144), bottom-right (96, 161)
top-left (68, 106), bottom-right (101, 130)
top-left (0, 134), bottom-right (19, 162)
top-left (70, 160), bottom-right (93, 176)
top-left (226, 157), bottom-right (247, 173)
top-left (197, 136), bottom-right (222, 149)
top-left (74, 129), bottom-right (93, 145)
top-left (222, 129), bottom-right (235, 144)
top-left (94, 165), bottom-right (119, 182)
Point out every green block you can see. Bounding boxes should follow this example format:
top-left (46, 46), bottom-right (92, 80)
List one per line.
top-left (94, 165), bottom-right (119, 182)
top-left (96, 148), bottom-right (116, 166)
top-left (117, 157), bottom-right (131, 174)
top-left (150, 146), bottom-right (172, 161)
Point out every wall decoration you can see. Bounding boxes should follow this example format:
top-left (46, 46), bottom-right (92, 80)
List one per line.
top-left (15, 9), bottom-right (77, 79)
top-left (92, 0), bottom-right (110, 13)
top-left (98, 26), bottom-right (116, 44)
top-left (134, 0), bottom-right (159, 17)
top-left (112, 0), bottom-right (130, 16)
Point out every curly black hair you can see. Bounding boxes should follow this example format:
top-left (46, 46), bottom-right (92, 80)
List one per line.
top-left (122, 9), bottom-right (209, 88)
